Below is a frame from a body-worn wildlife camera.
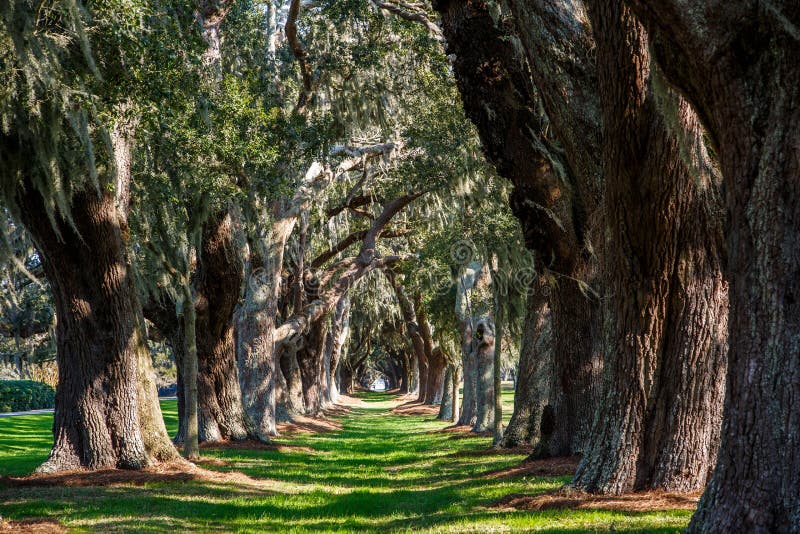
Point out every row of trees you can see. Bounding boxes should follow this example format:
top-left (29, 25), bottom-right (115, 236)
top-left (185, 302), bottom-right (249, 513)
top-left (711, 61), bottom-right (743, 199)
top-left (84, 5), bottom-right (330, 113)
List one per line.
top-left (0, 0), bottom-right (521, 468)
top-left (433, 0), bottom-right (799, 532)
top-left (2, 0), bottom-right (798, 531)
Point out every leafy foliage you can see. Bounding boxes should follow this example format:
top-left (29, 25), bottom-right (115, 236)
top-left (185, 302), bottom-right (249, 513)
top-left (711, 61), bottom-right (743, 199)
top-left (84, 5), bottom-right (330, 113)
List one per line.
top-left (0, 380), bottom-right (55, 413)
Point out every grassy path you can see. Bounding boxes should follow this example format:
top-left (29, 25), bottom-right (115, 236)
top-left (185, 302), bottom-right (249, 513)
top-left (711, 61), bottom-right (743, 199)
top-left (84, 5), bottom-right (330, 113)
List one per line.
top-left (0, 392), bottom-right (690, 532)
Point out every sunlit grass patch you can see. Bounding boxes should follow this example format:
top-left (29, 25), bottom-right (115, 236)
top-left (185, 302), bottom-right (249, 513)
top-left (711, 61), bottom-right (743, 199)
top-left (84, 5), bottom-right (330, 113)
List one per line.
top-left (0, 392), bottom-right (691, 532)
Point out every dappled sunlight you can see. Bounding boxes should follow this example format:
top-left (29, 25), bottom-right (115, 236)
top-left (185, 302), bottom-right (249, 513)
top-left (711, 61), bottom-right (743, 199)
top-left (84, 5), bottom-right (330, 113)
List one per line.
top-left (0, 394), bottom-right (693, 532)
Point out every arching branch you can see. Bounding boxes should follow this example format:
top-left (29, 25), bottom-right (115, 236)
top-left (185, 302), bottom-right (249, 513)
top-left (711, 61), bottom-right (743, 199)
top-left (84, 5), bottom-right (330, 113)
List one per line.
top-left (371, 0), bottom-right (445, 41)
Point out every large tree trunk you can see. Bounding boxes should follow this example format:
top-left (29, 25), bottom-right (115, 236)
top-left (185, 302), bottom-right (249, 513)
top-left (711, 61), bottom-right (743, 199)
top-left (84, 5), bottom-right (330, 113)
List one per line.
top-left (435, 0), bottom-right (602, 446)
top-left (417, 297), bottom-right (444, 404)
top-left (424, 349), bottom-right (446, 405)
top-left (389, 274), bottom-right (428, 401)
top-left (237, 231), bottom-right (284, 439)
top-left (571, 0), bottom-right (727, 494)
top-left (194, 211), bottom-right (256, 442)
top-left (627, 2), bottom-right (800, 530)
top-left (398, 352), bottom-right (410, 394)
top-left (277, 347), bottom-right (305, 419)
top-left (537, 277), bottom-right (601, 457)
top-left (180, 282), bottom-right (200, 459)
top-left (450, 365), bottom-right (460, 423)
top-left (296, 319), bottom-right (327, 416)
top-left (338, 364), bottom-right (355, 396)
top-left (472, 319), bottom-right (495, 433)
top-left (456, 320), bottom-right (477, 427)
top-left (502, 289), bottom-right (552, 448)
top-left (492, 307), bottom-right (504, 445)
top-left (437, 365), bottom-right (455, 420)
top-left (19, 187), bottom-right (177, 472)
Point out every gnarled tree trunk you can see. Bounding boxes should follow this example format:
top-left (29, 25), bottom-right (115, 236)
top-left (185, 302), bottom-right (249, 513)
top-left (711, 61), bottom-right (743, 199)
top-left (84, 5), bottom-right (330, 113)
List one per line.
top-left (194, 211), bottom-right (257, 442)
top-left (472, 318), bottom-right (495, 433)
top-left (435, 0), bottom-right (602, 448)
top-left (277, 346), bottom-right (305, 419)
top-left (502, 288), bottom-right (552, 448)
top-left (19, 187), bottom-right (177, 472)
top-left (457, 320), bottom-right (477, 427)
top-left (627, 2), bottom-right (800, 530)
top-left (572, 0), bottom-right (727, 494)
top-left (438, 365), bottom-right (455, 420)
top-left (296, 318), bottom-right (327, 416)
top-left (537, 277), bottom-right (601, 457)
top-left (417, 296), bottom-right (444, 404)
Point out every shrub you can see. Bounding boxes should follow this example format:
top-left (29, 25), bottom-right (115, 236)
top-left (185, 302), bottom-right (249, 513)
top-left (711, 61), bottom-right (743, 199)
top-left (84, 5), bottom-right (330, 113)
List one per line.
top-left (0, 380), bottom-right (56, 413)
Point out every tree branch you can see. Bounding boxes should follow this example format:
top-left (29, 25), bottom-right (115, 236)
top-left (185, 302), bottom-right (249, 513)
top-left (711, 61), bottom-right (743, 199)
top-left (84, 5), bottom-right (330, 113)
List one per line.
top-left (286, 0), bottom-right (315, 113)
top-left (371, 0), bottom-right (444, 41)
top-left (311, 227), bottom-right (411, 270)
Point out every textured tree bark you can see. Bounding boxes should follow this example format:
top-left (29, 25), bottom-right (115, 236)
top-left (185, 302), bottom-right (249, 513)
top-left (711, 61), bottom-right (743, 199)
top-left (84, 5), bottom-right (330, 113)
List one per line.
top-left (338, 364), bottom-right (354, 396)
top-left (500, 0), bottom-right (602, 202)
top-left (19, 187), bottom-right (177, 472)
top-left (625, 2), bottom-right (800, 530)
top-left (538, 278), bottom-right (601, 457)
top-left (180, 282), bottom-right (199, 459)
top-left (389, 273), bottom-right (428, 402)
top-left (492, 308), bottom-right (504, 445)
top-left (417, 296), bottom-right (444, 404)
top-left (398, 351), bottom-right (410, 394)
top-left (435, 0), bottom-right (601, 449)
top-left (324, 297), bottom-right (350, 404)
top-left (437, 365), bottom-right (455, 420)
top-left (456, 321), bottom-right (477, 427)
top-left (572, 0), bottom-right (727, 494)
top-left (433, 0), bottom-right (581, 275)
top-left (424, 348), bottom-right (446, 405)
top-left (502, 289), bottom-right (552, 448)
top-left (142, 294), bottom-right (189, 444)
top-left (194, 211), bottom-right (257, 442)
top-left (296, 319), bottom-right (327, 416)
top-left (450, 365), bottom-right (460, 423)
top-left (472, 319), bottom-right (495, 433)
top-left (238, 216), bottom-right (294, 439)
top-left (277, 347), bottom-right (305, 419)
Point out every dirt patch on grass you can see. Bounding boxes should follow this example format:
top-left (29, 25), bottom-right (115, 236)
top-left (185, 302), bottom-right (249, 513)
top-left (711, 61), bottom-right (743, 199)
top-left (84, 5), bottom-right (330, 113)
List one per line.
top-left (447, 430), bottom-right (493, 439)
top-left (335, 395), bottom-right (367, 407)
top-left (427, 424), bottom-right (473, 434)
top-left (0, 461), bottom-right (272, 490)
top-left (277, 415), bottom-right (343, 435)
top-left (0, 518), bottom-right (65, 533)
top-left (391, 401), bottom-right (440, 415)
top-left (200, 440), bottom-right (315, 454)
top-left (193, 457), bottom-right (230, 467)
top-left (450, 446), bottom-right (534, 458)
top-left (493, 488), bottom-right (701, 512)
top-left (483, 456), bottom-right (579, 478)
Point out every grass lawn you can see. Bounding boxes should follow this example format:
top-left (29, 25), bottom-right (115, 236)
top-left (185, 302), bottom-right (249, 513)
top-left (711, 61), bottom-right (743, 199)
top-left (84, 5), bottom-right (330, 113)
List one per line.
top-left (0, 391), bottom-right (692, 532)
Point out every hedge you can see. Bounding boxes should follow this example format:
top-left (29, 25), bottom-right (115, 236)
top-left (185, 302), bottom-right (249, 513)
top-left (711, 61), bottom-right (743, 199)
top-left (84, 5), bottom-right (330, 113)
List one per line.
top-left (0, 380), bottom-right (56, 413)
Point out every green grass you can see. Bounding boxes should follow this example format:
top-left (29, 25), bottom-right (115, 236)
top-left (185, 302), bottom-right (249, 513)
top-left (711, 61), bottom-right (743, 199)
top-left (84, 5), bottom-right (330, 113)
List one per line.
top-left (0, 393), bottom-right (691, 533)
